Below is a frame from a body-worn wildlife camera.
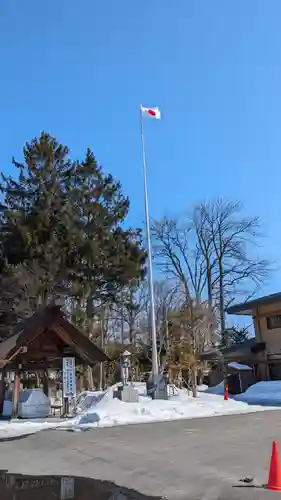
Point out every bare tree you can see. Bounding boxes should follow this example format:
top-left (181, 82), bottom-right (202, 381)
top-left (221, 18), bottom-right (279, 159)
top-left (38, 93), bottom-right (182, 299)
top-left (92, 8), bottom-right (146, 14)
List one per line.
top-left (128, 279), bottom-right (182, 370)
top-left (192, 199), bottom-right (271, 335)
top-left (151, 218), bottom-right (216, 348)
top-left (152, 199), bottom-right (271, 343)
top-left (167, 299), bottom-right (216, 397)
top-left (152, 217), bottom-right (206, 300)
top-left (151, 280), bottom-right (181, 363)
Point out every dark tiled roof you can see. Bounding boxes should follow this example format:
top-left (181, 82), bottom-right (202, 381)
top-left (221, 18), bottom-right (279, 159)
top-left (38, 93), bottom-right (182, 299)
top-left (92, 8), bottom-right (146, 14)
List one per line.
top-left (0, 306), bottom-right (109, 368)
top-left (0, 333), bottom-right (21, 360)
top-left (222, 338), bottom-right (256, 355)
top-left (200, 338), bottom-right (264, 362)
top-left (227, 292), bottom-right (281, 316)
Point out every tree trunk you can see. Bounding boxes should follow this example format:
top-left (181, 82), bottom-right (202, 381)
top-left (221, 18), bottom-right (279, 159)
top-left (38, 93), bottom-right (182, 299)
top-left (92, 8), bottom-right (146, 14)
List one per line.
top-left (198, 369), bottom-right (204, 386)
top-left (0, 371), bottom-right (6, 416)
top-left (84, 366), bottom-right (93, 390)
top-left (120, 292), bottom-right (124, 345)
top-left (191, 366), bottom-right (197, 398)
top-left (206, 262), bottom-right (216, 346)
top-left (87, 366), bottom-right (93, 390)
top-left (12, 370), bottom-right (20, 418)
top-left (218, 257), bottom-right (225, 337)
top-left (218, 229), bottom-right (226, 338)
top-left (178, 368), bottom-right (183, 388)
top-left (129, 318), bottom-right (134, 344)
top-left (206, 257), bottom-right (213, 309)
top-left (99, 309), bottom-right (105, 390)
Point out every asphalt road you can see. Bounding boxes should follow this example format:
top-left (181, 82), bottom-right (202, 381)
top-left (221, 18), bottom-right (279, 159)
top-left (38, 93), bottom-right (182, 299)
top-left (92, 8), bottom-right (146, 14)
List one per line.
top-left (1, 411), bottom-right (281, 499)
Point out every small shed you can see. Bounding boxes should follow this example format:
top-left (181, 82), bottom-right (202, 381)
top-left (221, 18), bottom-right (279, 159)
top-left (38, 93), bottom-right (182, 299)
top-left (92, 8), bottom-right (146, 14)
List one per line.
top-left (200, 338), bottom-right (265, 388)
top-left (227, 362), bottom-right (254, 394)
top-left (200, 341), bottom-right (253, 388)
top-left (0, 305), bottom-right (109, 417)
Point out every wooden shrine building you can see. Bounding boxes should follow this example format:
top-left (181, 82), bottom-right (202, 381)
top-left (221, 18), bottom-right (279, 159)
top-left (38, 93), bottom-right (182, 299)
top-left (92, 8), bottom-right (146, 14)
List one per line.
top-left (0, 305), bottom-right (109, 417)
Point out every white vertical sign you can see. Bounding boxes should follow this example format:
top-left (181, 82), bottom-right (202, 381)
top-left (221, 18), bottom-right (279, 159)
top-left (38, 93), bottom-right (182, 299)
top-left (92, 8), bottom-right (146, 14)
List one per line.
top-left (61, 477), bottom-right (75, 500)
top-left (62, 357), bottom-right (76, 399)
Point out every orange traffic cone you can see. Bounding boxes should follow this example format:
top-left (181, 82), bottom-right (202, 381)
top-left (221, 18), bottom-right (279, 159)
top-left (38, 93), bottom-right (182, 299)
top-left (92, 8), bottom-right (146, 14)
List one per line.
top-left (224, 384), bottom-right (229, 401)
top-left (267, 441), bottom-right (281, 491)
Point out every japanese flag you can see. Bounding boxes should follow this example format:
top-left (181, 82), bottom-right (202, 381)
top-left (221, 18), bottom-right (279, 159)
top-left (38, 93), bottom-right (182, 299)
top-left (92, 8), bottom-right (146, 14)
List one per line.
top-left (141, 105), bottom-right (161, 120)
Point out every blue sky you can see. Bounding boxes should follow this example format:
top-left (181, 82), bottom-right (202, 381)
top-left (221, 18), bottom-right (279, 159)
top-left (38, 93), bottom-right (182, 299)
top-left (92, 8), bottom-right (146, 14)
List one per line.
top-left (1, 0), bottom-right (281, 300)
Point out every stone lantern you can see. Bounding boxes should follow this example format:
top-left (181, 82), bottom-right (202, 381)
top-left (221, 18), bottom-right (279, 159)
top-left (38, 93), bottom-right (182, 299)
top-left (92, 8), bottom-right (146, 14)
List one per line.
top-left (121, 350), bottom-right (131, 386)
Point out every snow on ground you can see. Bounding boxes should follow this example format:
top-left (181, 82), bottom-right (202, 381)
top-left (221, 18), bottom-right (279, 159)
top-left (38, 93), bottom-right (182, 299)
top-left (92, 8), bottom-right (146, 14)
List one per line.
top-left (1, 381), bottom-right (281, 439)
top-left (0, 420), bottom-right (63, 440)
top-left (199, 380), bottom-right (281, 406)
top-left (59, 382), bottom-right (277, 431)
top-left (75, 390), bottom-right (105, 414)
top-left (234, 381), bottom-right (281, 406)
top-left (202, 381), bottom-right (225, 395)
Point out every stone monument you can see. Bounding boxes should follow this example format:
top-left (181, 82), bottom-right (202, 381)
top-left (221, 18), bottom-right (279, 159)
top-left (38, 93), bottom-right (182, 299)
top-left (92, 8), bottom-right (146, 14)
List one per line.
top-left (146, 373), bottom-right (168, 400)
top-left (114, 350), bottom-right (139, 403)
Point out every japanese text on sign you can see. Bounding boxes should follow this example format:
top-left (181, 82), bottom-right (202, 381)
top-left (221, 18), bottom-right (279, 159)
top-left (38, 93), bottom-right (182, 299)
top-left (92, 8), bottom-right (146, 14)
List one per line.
top-left (62, 357), bottom-right (76, 399)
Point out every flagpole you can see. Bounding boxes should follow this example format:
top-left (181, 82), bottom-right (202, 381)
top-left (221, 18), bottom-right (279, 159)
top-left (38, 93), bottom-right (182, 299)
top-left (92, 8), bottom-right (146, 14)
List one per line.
top-left (140, 105), bottom-right (159, 378)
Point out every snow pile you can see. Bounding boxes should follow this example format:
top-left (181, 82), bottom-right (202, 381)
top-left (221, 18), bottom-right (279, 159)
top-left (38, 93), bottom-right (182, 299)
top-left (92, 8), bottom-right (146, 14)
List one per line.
top-left (18, 389), bottom-right (50, 419)
top-left (3, 389), bottom-right (50, 419)
top-left (75, 390), bottom-right (105, 414)
top-left (235, 381), bottom-right (281, 406)
top-left (197, 384), bottom-right (208, 392)
top-left (2, 400), bottom-right (12, 417)
top-left (204, 381), bottom-right (225, 395)
top-left (0, 420), bottom-right (63, 440)
top-left (61, 385), bottom-right (273, 431)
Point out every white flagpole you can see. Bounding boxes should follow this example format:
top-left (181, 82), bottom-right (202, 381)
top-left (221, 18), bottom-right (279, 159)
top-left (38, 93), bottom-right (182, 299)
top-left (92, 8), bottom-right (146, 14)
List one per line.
top-left (140, 105), bottom-right (159, 378)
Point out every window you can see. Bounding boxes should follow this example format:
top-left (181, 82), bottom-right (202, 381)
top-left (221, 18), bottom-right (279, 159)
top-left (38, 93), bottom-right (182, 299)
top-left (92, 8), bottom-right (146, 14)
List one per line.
top-left (266, 315), bottom-right (281, 330)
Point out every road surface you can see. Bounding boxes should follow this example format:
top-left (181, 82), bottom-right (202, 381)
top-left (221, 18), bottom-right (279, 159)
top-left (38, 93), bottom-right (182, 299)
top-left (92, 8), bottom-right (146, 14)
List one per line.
top-left (1, 410), bottom-right (281, 499)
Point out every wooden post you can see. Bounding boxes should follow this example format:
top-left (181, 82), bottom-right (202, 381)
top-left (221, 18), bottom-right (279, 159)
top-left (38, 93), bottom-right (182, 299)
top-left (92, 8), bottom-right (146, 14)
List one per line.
top-left (238, 371), bottom-right (243, 393)
top-left (43, 359), bottom-right (49, 396)
top-left (63, 397), bottom-right (69, 417)
top-left (12, 370), bottom-right (20, 418)
top-left (0, 371), bottom-right (6, 416)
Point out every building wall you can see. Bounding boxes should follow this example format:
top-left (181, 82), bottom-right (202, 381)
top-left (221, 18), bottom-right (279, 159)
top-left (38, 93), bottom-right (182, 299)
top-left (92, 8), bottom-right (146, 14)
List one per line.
top-left (253, 300), bottom-right (281, 355)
